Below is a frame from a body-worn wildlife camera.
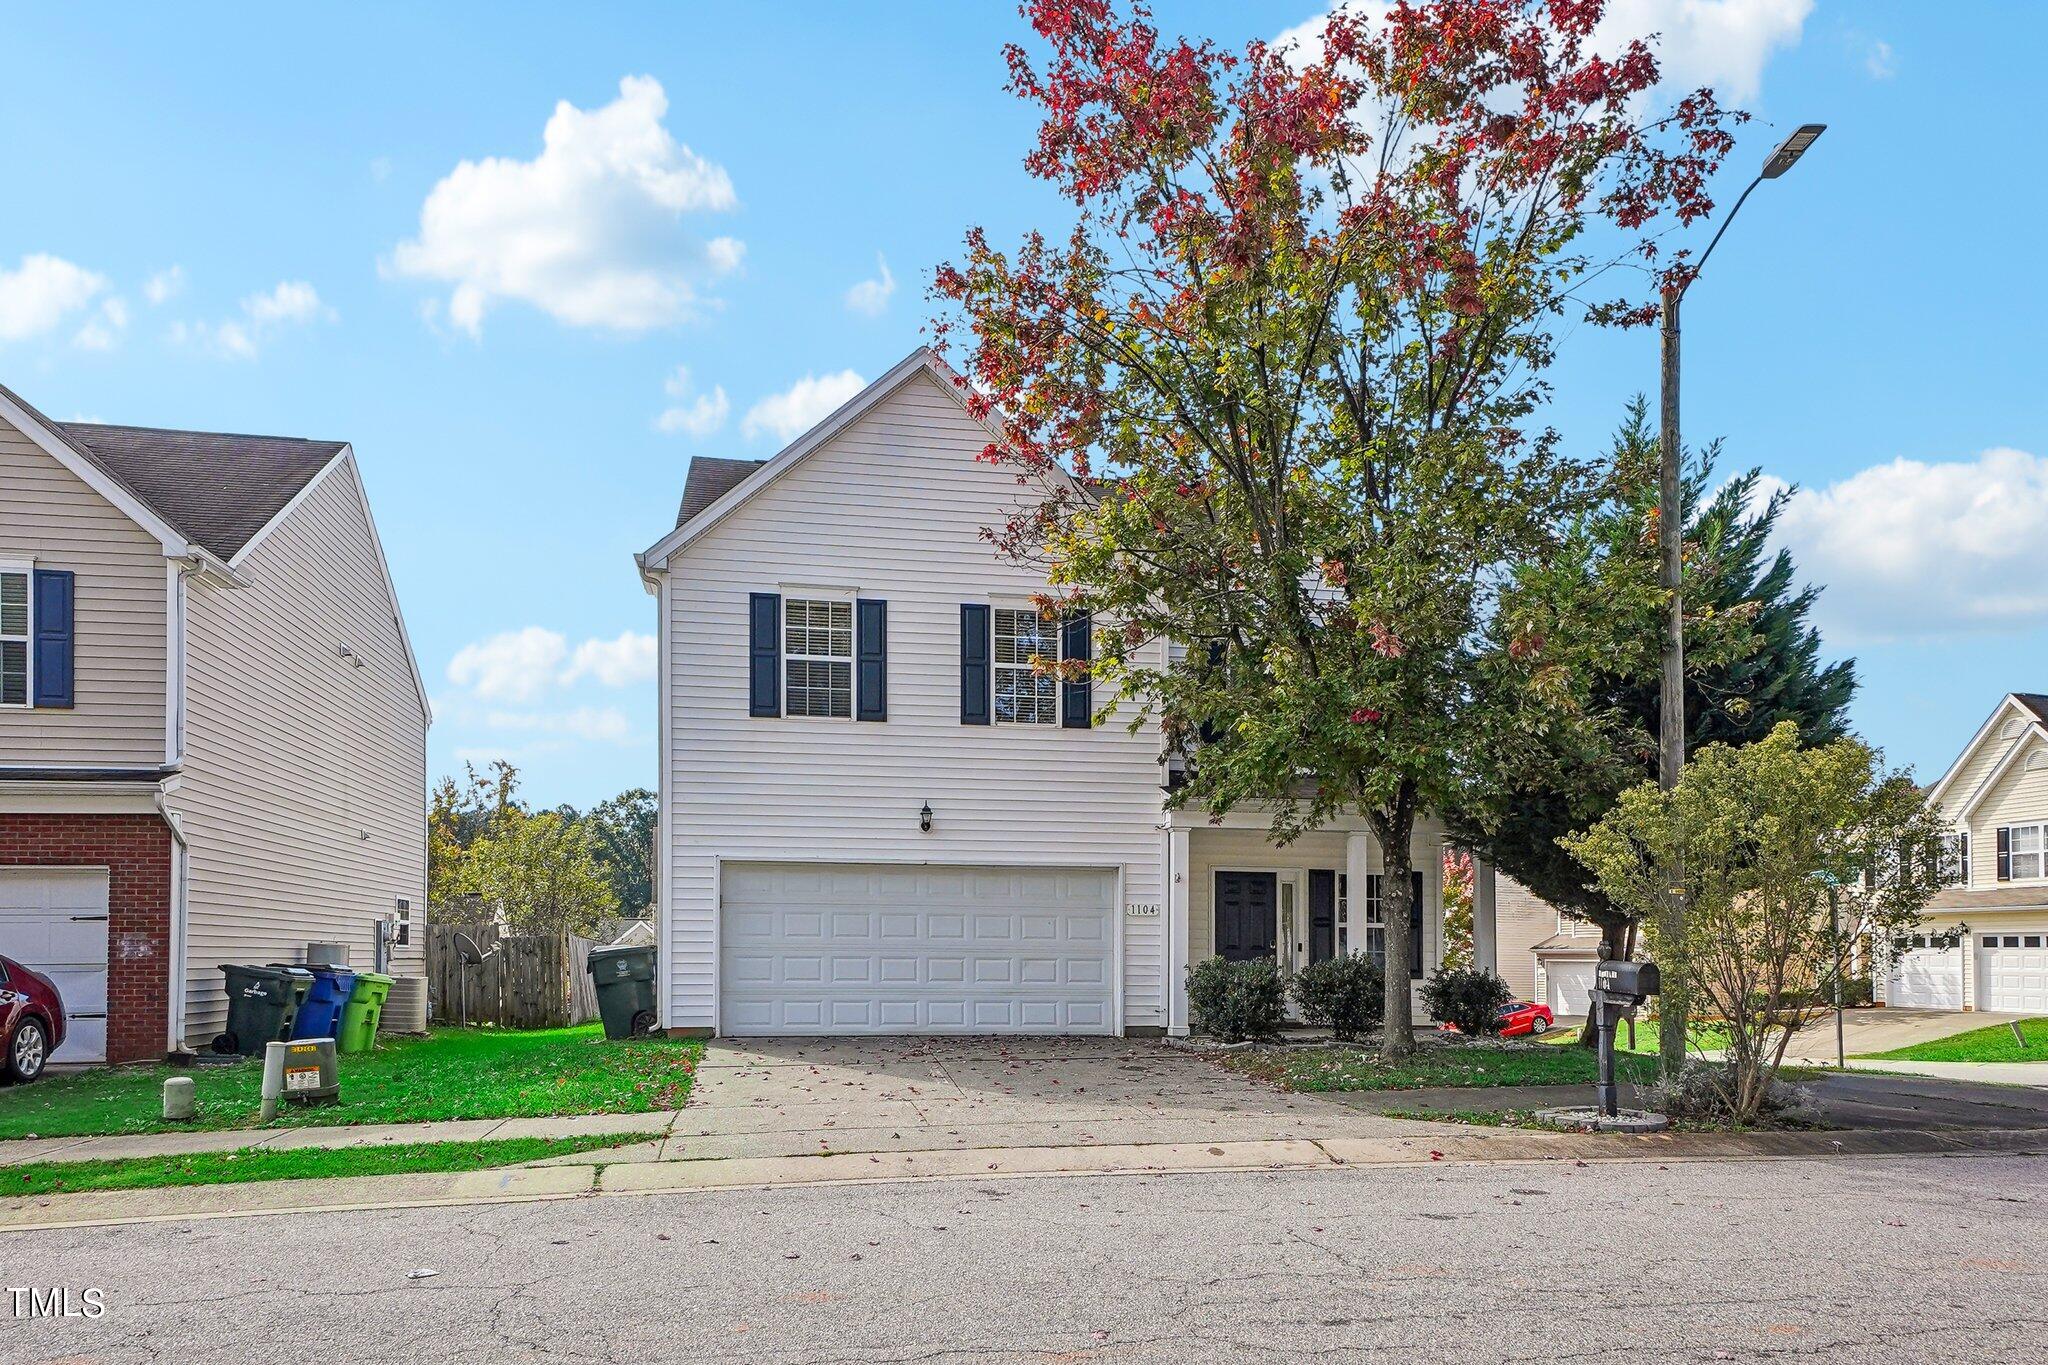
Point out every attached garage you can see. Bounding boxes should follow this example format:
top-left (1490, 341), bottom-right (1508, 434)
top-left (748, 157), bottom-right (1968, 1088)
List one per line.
top-left (1976, 932), bottom-right (2048, 1013)
top-left (1888, 940), bottom-right (1964, 1010)
top-left (1544, 959), bottom-right (1597, 1017)
top-left (0, 867), bottom-right (110, 1063)
top-left (719, 862), bottom-right (1117, 1036)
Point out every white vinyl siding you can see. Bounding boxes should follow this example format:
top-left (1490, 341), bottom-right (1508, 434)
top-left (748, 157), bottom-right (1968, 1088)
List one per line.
top-left (165, 458), bottom-right (427, 1043)
top-left (660, 367), bottom-right (1168, 1031)
top-left (0, 414), bottom-right (168, 764)
top-left (993, 607), bottom-right (1057, 725)
top-left (784, 598), bottom-right (852, 719)
top-left (0, 566), bottom-right (26, 706)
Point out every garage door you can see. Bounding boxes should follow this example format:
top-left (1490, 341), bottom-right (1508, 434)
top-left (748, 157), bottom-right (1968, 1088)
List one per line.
top-left (0, 867), bottom-right (110, 1063)
top-left (1546, 959), bottom-right (1596, 1016)
top-left (720, 863), bottom-right (1116, 1036)
top-left (1888, 942), bottom-right (1963, 1010)
top-left (1976, 933), bottom-right (2048, 1013)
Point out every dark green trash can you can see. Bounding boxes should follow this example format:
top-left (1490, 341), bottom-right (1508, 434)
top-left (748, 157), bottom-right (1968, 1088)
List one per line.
top-left (585, 945), bottom-right (659, 1040)
top-left (212, 964), bottom-right (312, 1056)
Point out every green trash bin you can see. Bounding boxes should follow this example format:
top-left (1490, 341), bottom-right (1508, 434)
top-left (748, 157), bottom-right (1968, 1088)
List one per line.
top-left (337, 971), bottom-right (394, 1053)
top-left (213, 964), bottom-right (312, 1056)
top-left (585, 945), bottom-right (659, 1040)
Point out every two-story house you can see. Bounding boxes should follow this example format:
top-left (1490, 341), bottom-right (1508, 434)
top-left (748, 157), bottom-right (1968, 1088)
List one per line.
top-left (0, 380), bottom-right (430, 1064)
top-left (1883, 692), bottom-right (2048, 1013)
top-left (637, 348), bottom-right (1501, 1037)
top-left (1493, 876), bottom-right (1603, 1017)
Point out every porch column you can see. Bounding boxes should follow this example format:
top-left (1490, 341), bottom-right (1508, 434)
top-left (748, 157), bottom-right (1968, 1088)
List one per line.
top-left (1472, 854), bottom-right (1498, 974)
top-left (1167, 827), bottom-right (1191, 1034)
top-left (1345, 830), bottom-right (1373, 934)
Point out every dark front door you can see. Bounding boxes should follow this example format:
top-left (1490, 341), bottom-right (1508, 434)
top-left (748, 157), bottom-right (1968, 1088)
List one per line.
top-left (1214, 871), bottom-right (1277, 962)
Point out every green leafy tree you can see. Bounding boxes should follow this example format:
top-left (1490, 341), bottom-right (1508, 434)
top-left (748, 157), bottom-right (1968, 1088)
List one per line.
top-left (456, 806), bottom-right (618, 937)
top-left (935, 2), bottom-right (1743, 1056)
top-left (428, 760), bottom-right (520, 908)
top-left (1564, 723), bottom-right (1943, 1123)
top-left (1453, 401), bottom-right (1855, 1042)
top-left (584, 788), bottom-right (657, 914)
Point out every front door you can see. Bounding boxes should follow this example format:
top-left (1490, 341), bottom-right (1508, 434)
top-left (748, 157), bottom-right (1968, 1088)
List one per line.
top-left (1214, 871), bottom-right (1277, 962)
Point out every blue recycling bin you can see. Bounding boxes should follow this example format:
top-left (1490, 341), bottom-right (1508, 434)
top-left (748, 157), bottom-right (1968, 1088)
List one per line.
top-left (284, 964), bottom-right (357, 1041)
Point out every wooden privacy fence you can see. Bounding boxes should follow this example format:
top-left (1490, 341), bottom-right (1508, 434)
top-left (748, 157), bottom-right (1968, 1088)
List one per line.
top-left (426, 921), bottom-right (600, 1029)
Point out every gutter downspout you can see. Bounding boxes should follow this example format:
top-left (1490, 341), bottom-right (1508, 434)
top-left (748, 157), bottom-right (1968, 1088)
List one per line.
top-left (154, 787), bottom-right (190, 1056)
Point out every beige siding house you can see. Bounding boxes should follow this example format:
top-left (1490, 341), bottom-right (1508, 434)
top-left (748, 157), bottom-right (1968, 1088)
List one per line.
top-left (636, 349), bottom-right (1490, 1038)
top-left (1492, 876), bottom-right (1602, 1017)
top-left (0, 381), bottom-right (429, 1062)
top-left (1887, 693), bottom-right (2048, 1013)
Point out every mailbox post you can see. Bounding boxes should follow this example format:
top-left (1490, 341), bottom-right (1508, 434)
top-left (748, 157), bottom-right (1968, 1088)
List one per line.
top-left (1591, 960), bottom-right (1661, 1118)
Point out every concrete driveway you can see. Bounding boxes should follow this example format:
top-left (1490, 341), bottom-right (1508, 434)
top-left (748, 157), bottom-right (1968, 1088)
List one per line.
top-left (1782, 1008), bottom-right (2032, 1062)
top-left (671, 1036), bottom-right (1451, 1160)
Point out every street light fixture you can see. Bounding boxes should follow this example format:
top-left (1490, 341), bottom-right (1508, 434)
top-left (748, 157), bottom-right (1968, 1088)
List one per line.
top-left (1653, 122), bottom-right (1825, 1073)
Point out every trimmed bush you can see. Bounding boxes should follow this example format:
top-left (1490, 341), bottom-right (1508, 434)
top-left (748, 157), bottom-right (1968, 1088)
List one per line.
top-left (1185, 956), bottom-right (1286, 1042)
top-left (1290, 955), bottom-right (1385, 1041)
top-left (1421, 965), bottom-right (1514, 1037)
top-left (1841, 975), bottom-right (1875, 1008)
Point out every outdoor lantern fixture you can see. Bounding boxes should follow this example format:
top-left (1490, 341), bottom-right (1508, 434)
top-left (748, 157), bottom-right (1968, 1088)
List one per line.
top-left (919, 801), bottom-right (933, 833)
top-left (1760, 122), bottom-right (1826, 179)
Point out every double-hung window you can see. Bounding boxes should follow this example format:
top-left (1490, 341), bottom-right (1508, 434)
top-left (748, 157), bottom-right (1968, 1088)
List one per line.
top-left (1359, 874), bottom-right (1387, 967)
top-left (0, 565), bottom-right (29, 708)
top-left (993, 607), bottom-right (1057, 725)
top-left (784, 598), bottom-right (852, 719)
top-left (2010, 823), bottom-right (2045, 881)
top-left (1939, 831), bottom-right (1970, 887)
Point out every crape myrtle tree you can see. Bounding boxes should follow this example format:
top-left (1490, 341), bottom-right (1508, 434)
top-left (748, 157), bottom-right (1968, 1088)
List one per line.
top-left (934, 0), bottom-right (1744, 1057)
top-left (1453, 399), bottom-right (1856, 1045)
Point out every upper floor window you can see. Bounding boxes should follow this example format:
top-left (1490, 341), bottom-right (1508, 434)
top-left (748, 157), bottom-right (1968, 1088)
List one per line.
top-left (784, 598), bottom-right (852, 719)
top-left (0, 567), bottom-right (28, 707)
top-left (993, 607), bottom-right (1057, 725)
top-left (1939, 831), bottom-right (1970, 887)
top-left (2010, 823), bottom-right (2044, 881)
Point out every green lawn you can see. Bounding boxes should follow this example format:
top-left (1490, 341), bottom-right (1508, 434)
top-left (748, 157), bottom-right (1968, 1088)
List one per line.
top-left (0, 1025), bottom-right (702, 1140)
top-left (2, 1132), bottom-right (644, 1197)
top-left (1536, 1019), bottom-right (1730, 1056)
top-left (1859, 1017), bottom-right (2048, 1063)
top-left (1224, 1041), bottom-right (1659, 1093)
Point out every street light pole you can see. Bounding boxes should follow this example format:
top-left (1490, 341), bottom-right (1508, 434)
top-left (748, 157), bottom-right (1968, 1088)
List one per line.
top-left (1655, 122), bottom-right (1826, 1078)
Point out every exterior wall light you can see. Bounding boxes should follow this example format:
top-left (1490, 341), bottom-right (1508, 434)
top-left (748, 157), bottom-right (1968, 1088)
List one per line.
top-left (919, 801), bottom-right (933, 833)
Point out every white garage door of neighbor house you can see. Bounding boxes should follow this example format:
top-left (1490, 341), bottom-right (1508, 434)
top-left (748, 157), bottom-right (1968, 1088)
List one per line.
top-left (1546, 960), bottom-right (1596, 1017)
top-left (1976, 933), bottom-right (2048, 1014)
top-left (0, 867), bottom-right (110, 1063)
top-left (1888, 944), bottom-right (1963, 1011)
top-left (720, 863), bottom-right (1116, 1036)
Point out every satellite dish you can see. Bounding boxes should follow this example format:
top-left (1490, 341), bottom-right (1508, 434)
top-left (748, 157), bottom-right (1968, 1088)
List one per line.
top-left (452, 931), bottom-right (493, 966)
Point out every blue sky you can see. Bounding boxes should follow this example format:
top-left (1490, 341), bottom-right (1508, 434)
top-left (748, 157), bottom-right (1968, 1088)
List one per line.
top-left (2, 1), bottom-right (2042, 805)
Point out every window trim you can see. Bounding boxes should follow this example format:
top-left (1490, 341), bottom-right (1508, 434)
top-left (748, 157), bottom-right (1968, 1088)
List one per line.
top-left (2009, 822), bottom-right (2046, 882)
top-left (0, 558), bottom-right (33, 710)
top-left (991, 605), bottom-right (1060, 728)
top-left (1940, 829), bottom-right (1971, 888)
top-left (781, 595), bottom-right (855, 722)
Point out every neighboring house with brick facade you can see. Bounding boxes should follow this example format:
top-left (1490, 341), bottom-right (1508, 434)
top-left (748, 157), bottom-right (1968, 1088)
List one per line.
top-left (0, 381), bottom-right (429, 1063)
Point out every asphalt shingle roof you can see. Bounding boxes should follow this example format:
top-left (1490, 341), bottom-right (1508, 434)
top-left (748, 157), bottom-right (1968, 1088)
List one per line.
top-left (55, 421), bottom-right (346, 560)
top-left (2013, 693), bottom-right (2048, 725)
top-left (675, 456), bottom-right (765, 529)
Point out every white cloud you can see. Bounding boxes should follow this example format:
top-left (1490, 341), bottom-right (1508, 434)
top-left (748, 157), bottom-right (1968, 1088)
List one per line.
top-left (481, 705), bottom-right (633, 744)
top-left (446, 627), bottom-right (568, 704)
top-left (743, 369), bottom-right (866, 443)
top-left (1589, 0), bottom-right (1811, 105)
top-left (72, 296), bottom-right (129, 352)
top-left (1765, 448), bottom-right (2048, 642)
top-left (844, 254), bottom-right (896, 317)
top-left (144, 266), bottom-right (185, 305)
top-left (172, 279), bottom-right (331, 359)
top-left (562, 631), bottom-right (657, 688)
top-left (655, 365), bottom-right (729, 437)
top-left (0, 253), bottom-right (108, 342)
top-left (1864, 38), bottom-right (1896, 80)
top-left (387, 75), bottom-right (739, 337)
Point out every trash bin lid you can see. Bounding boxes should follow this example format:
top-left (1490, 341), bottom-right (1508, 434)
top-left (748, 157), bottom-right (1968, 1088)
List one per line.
top-left (221, 962), bottom-right (299, 982)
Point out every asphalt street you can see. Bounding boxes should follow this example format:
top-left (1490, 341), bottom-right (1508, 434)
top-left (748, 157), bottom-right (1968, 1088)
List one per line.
top-left (5, 1153), bottom-right (2045, 1363)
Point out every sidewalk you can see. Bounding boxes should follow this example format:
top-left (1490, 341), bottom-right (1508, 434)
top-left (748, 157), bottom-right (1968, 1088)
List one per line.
top-left (1846, 1059), bottom-right (2048, 1087)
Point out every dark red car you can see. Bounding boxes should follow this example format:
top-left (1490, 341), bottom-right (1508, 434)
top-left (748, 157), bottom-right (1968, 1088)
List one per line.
top-left (1496, 1000), bottom-right (1554, 1038)
top-left (0, 953), bottom-right (66, 1083)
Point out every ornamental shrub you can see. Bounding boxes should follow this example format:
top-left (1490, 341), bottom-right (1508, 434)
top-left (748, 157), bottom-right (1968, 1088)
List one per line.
top-left (1185, 956), bottom-right (1286, 1042)
top-left (1421, 965), bottom-right (1514, 1037)
top-left (1290, 955), bottom-right (1385, 1041)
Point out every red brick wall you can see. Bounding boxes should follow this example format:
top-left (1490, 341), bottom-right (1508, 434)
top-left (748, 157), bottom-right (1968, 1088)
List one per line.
top-left (0, 813), bottom-right (172, 1064)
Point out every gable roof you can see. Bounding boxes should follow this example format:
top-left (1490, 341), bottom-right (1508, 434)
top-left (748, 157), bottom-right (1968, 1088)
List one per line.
top-left (2016, 694), bottom-right (2048, 725)
top-left (675, 456), bottom-right (766, 530)
top-left (638, 347), bottom-right (1037, 570)
top-left (1924, 692), bottom-right (2048, 815)
top-left (55, 422), bottom-right (347, 561)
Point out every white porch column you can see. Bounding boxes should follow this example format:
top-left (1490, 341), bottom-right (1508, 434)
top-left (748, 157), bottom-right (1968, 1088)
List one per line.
top-left (1345, 831), bottom-right (1373, 937)
top-left (1167, 827), bottom-right (1191, 1034)
top-left (1472, 854), bottom-right (1498, 974)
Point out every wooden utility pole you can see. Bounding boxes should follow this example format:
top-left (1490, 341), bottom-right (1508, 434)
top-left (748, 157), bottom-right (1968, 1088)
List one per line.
top-left (1657, 286), bottom-right (1690, 1077)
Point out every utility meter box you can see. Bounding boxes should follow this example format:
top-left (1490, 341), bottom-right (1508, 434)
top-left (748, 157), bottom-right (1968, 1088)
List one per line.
top-left (266, 1038), bottom-right (340, 1106)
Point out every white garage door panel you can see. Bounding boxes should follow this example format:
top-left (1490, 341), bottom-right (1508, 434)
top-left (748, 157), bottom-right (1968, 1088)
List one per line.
top-left (1889, 947), bottom-right (1963, 1010)
top-left (0, 867), bottom-right (111, 1064)
top-left (1546, 960), bottom-right (1596, 1017)
top-left (721, 863), bottom-right (1116, 1036)
top-left (1977, 935), bottom-right (2048, 1014)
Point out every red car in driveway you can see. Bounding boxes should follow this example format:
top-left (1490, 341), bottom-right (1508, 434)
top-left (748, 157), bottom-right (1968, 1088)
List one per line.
top-left (0, 953), bottom-right (67, 1083)
top-left (1496, 1000), bottom-right (1554, 1038)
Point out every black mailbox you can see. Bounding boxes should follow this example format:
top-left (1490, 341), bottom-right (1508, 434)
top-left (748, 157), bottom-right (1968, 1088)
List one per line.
top-left (1595, 959), bottom-right (1660, 1002)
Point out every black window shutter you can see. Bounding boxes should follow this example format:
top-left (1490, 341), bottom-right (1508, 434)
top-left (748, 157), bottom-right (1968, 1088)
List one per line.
top-left (1061, 609), bottom-right (1092, 728)
top-left (856, 598), bottom-right (887, 721)
top-left (960, 604), bottom-right (991, 725)
top-left (31, 569), bottom-right (74, 709)
top-left (748, 592), bottom-right (781, 717)
top-left (1409, 869), bottom-right (1425, 979)
top-left (1198, 638), bottom-right (1226, 744)
top-left (1997, 827), bottom-right (2011, 881)
top-left (1307, 869), bottom-right (1336, 965)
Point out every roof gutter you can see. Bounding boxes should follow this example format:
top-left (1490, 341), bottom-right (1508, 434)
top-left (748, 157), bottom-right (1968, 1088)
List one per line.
top-left (176, 545), bottom-right (245, 589)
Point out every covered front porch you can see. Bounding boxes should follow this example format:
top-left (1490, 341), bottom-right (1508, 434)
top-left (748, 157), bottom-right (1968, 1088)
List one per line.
top-left (1161, 808), bottom-right (1498, 1035)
